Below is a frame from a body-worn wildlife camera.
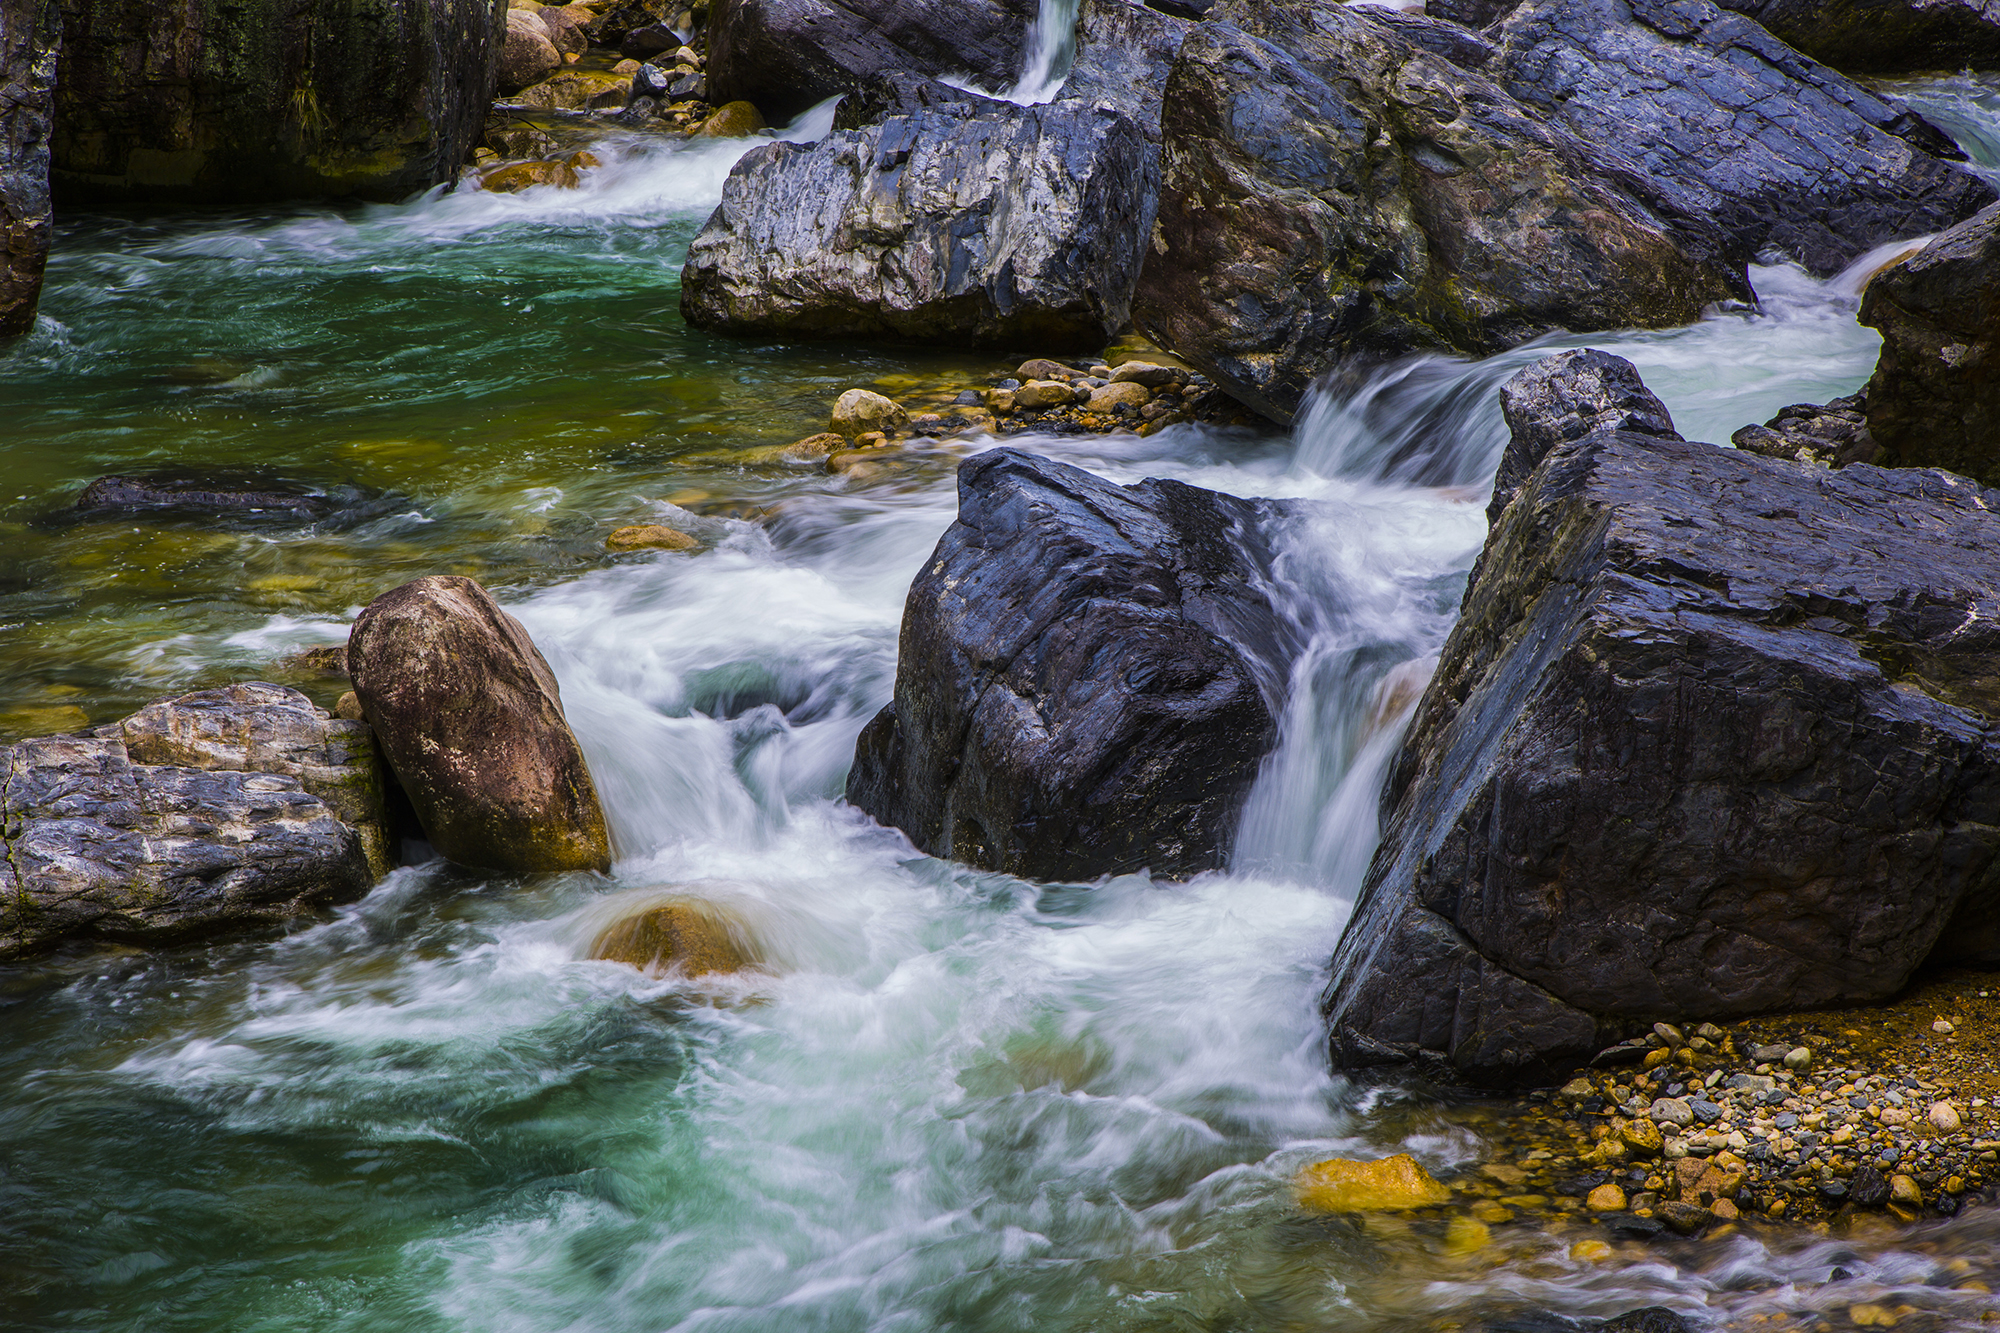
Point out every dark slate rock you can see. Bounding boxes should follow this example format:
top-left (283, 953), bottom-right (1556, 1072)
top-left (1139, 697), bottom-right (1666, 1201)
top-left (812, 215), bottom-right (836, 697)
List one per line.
top-left (829, 68), bottom-right (981, 130)
top-left (1489, 0), bottom-right (1996, 275)
top-left (1, 0), bottom-right (58, 337)
top-left (704, 0), bottom-right (1038, 123)
top-left (847, 448), bottom-right (1302, 882)
top-left (1323, 352), bottom-right (2000, 1087)
top-left (1061, 0), bottom-right (1189, 139)
top-left (1131, 5), bottom-right (1740, 424)
top-left (67, 468), bottom-right (397, 530)
top-left (1599, 1311), bottom-right (1695, 1333)
top-left (1717, 0), bottom-right (2000, 77)
top-left (1490, 348), bottom-right (1679, 527)
top-left (1429, 0), bottom-right (1521, 26)
top-left (1732, 393), bottom-right (1880, 468)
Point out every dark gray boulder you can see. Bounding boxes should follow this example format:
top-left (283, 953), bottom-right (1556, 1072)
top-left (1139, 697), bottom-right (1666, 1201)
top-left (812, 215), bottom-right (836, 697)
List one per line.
top-left (1488, 347), bottom-right (1679, 526)
top-left (1324, 353), bottom-right (2000, 1087)
top-left (1860, 203), bottom-right (2000, 484)
top-left (1489, 0), bottom-right (1996, 275)
top-left (1, 0), bottom-right (58, 338)
top-left (1132, 6), bottom-right (1740, 425)
top-left (1061, 0), bottom-right (1188, 136)
top-left (67, 468), bottom-right (397, 529)
top-left (51, 0), bottom-right (506, 204)
top-left (681, 87), bottom-right (1157, 349)
top-left (1716, 0), bottom-right (2000, 77)
top-left (0, 684), bottom-right (383, 959)
top-left (1730, 393), bottom-right (1880, 467)
top-left (847, 448), bottom-right (1300, 882)
top-left (704, 0), bottom-right (1038, 123)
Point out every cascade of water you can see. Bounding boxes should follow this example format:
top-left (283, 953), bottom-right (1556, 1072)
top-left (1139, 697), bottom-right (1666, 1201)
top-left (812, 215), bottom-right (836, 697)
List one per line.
top-left (1002, 0), bottom-right (1082, 103)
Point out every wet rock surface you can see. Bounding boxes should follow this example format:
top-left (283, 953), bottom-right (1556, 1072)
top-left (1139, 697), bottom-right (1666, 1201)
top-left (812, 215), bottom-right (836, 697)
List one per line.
top-left (681, 83), bottom-right (1156, 348)
top-left (1730, 393), bottom-right (1880, 468)
top-left (1860, 202), bottom-right (2000, 485)
top-left (52, 0), bottom-right (507, 204)
top-left (0, 0), bottom-right (58, 337)
top-left (1132, 2), bottom-right (1739, 424)
top-left (1486, 347), bottom-right (1680, 528)
top-left (1488, 0), bottom-right (1996, 275)
top-left (0, 684), bottom-right (379, 959)
top-left (347, 575), bottom-right (611, 875)
top-left (1716, 0), bottom-right (2000, 77)
top-left (847, 448), bottom-right (1301, 882)
top-left (65, 469), bottom-right (399, 529)
top-left (1324, 352), bottom-right (2000, 1088)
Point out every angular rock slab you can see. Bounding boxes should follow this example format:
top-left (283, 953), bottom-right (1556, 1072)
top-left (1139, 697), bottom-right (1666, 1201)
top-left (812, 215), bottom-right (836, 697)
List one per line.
top-left (1133, 6), bottom-right (1739, 424)
top-left (682, 89), bottom-right (1155, 348)
top-left (0, 684), bottom-right (377, 959)
top-left (1324, 365), bottom-right (2000, 1087)
top-left (1717, 0), bottom-right (2000, 77)
top-left (1861, 202), bottom-right (2000, 485)
top-left (1, 0), bottom-right (57, 337)
top-left (1490, 0), bottom-right (1996, 275)
top-left (52, 0), bottom-right (506, 204)
top-left (347, 575), bottom-right (611, 874)
top-left (848, 448), bottom-right (1300, 882)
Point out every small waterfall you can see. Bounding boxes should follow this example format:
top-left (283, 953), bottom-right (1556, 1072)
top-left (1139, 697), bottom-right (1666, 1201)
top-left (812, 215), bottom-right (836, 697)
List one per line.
top-left (1003, 0), bottom-right (1082, 103)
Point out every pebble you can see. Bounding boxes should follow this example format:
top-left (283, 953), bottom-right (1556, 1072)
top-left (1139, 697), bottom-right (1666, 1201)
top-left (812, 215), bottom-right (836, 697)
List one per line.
top-left (1931, 1102), bottom-right (1963, 1131)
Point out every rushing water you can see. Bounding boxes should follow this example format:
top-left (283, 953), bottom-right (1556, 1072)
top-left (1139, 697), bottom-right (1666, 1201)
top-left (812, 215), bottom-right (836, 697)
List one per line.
top-left (3, 70), bottom-right (2000, 1333)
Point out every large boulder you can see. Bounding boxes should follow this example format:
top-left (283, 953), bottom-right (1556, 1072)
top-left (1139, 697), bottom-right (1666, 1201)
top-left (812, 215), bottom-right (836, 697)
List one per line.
top-left (1060, 0), bottom-right (1188, 136)
top-left (498, 6), bottom-right (563, 92)
top-left (0, 684), bottom-right (381, 960)
top-left (51, 0), bottom-right (507, 204)
top-left (1715, 0), bottom-right (2000, 77)
top-left (1859, 202), bottom-right (2000, 485)
top-left (1488, 0), bottom-right (1996, 276)
top-left (705, 0), bottom-right (1038, 124)
top-left (1132, 6), bottom-right (1739, 424)
top-left (681, 85), bottom-right (1156, 349)
top-left (0, 0), bottom-right (58, 338)
top-left (847, 449), bottom-right (1300, 882)
top-left (1322, 353), bottom-right (2000, 1088)
top-left (347, 575), bottom-right (612, 875)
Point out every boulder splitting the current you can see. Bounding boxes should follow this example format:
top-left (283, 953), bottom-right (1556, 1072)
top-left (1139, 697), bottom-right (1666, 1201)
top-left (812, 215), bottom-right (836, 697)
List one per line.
top-left (347, 575), bottom-right (611, 875)
top-left (848, 449), bottom-right (1302, 882)
top-left (1323, 352), bottom-right (2000, 1087)
top-left (0, 0), bottom-right (58, 337)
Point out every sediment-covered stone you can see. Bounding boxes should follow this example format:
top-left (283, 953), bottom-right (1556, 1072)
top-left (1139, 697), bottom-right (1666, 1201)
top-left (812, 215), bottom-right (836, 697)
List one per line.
top-left (847, 448), bottom-right (1300, 881)
top-left (68, 468), bottom-right (397, 529)
top-left (1, 0), bottom-right (58, 337)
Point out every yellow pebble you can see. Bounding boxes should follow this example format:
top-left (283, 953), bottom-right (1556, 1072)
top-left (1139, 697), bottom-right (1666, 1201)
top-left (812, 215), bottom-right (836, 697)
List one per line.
top-left (1443, 1217), bottom-right (1490, 1255)
top-left (1296, 1153), bottom-right (1451, 1213)
top-left (1570, 1239), bottom-right (1614, 1263)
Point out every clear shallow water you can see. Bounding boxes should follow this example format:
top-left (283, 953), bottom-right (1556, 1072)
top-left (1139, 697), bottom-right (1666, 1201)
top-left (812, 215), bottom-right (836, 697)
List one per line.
top-left (2, 75), bottom-right (1999, 1333)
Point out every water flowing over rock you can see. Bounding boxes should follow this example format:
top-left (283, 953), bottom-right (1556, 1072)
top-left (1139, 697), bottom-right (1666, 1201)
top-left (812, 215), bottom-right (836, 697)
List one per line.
top-left (704, 0), bottom-right (1037, 123)
top-left (1322, 352), bottom-right (2000, 1088)
top-left (1488, 0), bottom-right (1996, 276)
top-left (50, 0), bottom-right (507, 204)
top-left (66, 468), bottom-right (398, 529)
top-left (0, 684), bottom-right (379, 959)
top-left (847, 448), bottom-right (1299, 882)
top-left (681, 84), bottom-right (1156, 348)
top-left (1131, 4), bottom-right (1739, 425)
top-left (1715, 0), bottom-right (2000, 77)
top-left (0, 0), bottom-right (58, 337)
top-left (347, 575), bottom-right (612, 875)
top-left (1860, 202), bottom-right (2000, 485)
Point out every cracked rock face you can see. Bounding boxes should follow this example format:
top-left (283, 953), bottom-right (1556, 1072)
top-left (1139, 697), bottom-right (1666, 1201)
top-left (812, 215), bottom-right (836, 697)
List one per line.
top-left (1489, 0), bottom-right (1997, 276)
top-left (847, 448), bottom-right (1300, 882)
top-left (1, 0), bottom-right (58, 337)
top-left (1715, 0), bottom-right (2000, 77)
top-left (1322, 352), bottom-right (2000, 1088)
top-left (1132, 2), bottom-right (1740, 425)
top-left (0, 684), bottom-right (379, 960)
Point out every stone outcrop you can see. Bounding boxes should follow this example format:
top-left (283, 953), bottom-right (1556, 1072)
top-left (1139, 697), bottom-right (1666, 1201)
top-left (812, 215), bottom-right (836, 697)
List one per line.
top-left (1489, 0), bottom-right (1995, 276)
top-left (1716, 0), bottom-right (2000, 77)
top-left (847, 448), bottom-right (1300, 882)
top-left (1132, 4), bottom-right (1739, 424)
top-left (347, 575), bottom-right (612, 875)
top-left (1487, 347), bottom-right (1678, 526)
top-left (1730, 393), bottom-right (1879, 468)
top-left (1323, 352), bottom-right (2000, 1087)
top-left (51, 0), bottom-right (507, 204)
top-left (1061, 0), bottom-right (1188, 136)
top-left (704, 0), bottom-right (1037, 123)
top-left (1, 0), bottom-right (58, 338)
top-left (681, 83), bottom-right (1156, 348)
top-left (0, 684), bottom-right (382, 959)
top-left (1859, 203), bottom-right (2000, 485)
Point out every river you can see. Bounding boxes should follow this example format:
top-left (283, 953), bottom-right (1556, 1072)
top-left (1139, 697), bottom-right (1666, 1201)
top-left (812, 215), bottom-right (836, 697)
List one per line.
top-left (2, 57), bottom-right (1999, 1333)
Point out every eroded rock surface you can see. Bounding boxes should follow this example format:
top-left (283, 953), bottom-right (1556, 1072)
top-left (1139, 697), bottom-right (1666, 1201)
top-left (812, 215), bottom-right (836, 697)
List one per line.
top-left (1, 0), bottom-right (58, 337)
top-left (847, 449), bottom-right (1300, 881)
top-left (0, 684), bottom-right (379, 959)
top-left (1324, 354), bottom-right (2000, 1087)
top-left (1489, 0), bottom-right (1995, 275)
top-left (68, 469), bottom-right (398, 529)
top-left (347, 575), bottom-right (611, 875)
top-left (1730, 393), bottom-right (1879, 468)
top-left (1717, 0), bottom-right (2000, 77)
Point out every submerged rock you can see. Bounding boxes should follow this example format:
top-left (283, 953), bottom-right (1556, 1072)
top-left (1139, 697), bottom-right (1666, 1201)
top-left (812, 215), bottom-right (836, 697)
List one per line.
top-left (0, 684), bottom-right (380, 959)
top-left (347, 575), bottom-right (612, 875)
top-left (66, 469), bottom-right (397, 529)
top-left (1489, 0), bottom-right (1996, 275)
top-left (1133, 4), bottom-right (1738, 424)
top-left (52, 0), bottom-right (506, 204)
top-left (681, 85), bottom-right (1156, 349)
top-left (0, 0), bottom-right (58, 337)
top-left (1323, 352), bottom-right (2000, 1087)
top-left (1716, 0), bottom-right (2000, 77)
top-left (847, 449), bottom-right (1300, 881)
top-left (589, 896), bottom-right (759, 977)
top-left (1295, 1153), bottom-right (1451, 1212)
top-left (1860, 203), bottom-right (2000, 485)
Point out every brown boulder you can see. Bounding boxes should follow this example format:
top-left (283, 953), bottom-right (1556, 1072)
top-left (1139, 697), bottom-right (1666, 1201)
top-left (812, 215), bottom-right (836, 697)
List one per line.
top-left (500, 7), bottom-right (564, 92)
top-left (347, 575), bottom-right (612, 874)
top-left (589, 896), bottom-right (759, 977)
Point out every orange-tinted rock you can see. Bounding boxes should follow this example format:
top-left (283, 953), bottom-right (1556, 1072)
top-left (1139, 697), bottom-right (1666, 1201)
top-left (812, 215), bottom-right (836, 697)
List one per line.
top-left (1296, 1153), bottom-right (1450, 1213)
top-left (590, 898), bottom-right (757, 977)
